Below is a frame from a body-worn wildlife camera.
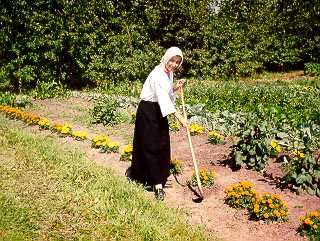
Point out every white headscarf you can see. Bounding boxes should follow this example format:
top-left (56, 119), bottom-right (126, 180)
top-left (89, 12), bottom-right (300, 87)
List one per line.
top-left (160, 47), bottom-right (183, 68)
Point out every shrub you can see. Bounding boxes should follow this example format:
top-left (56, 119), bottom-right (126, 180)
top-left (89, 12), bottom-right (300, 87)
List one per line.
top-left (304, 63), bottom-right (320, 76)
top-left (31, 81), bottom-right (70, 100)
top-left (231, 121), bottom-right (270, 172)
top-left (0, 92), bottom-right (16, 106)
top-left (91, 97), bottom-right (126, 126)
top-left (224, 181), bottom-right (258, 209)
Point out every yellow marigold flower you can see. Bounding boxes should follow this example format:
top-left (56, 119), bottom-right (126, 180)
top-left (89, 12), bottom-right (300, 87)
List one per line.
top-left (122, 144), bottom-right (133, 154)
top-left (269, 204), bottom-right (274, 209)
top-left (299, 216), bottom-right (305, 222)
top-left (61, 126), bottom-right (70, 134)
top-left (254, 204), bottom-right (260, 213)
top-left (304, 218), bottom-right (313, 226)
top-left (298, 152), bottom-right (305, 158)
top-left (273, 210), bottom-right (280, 217)
top-left (310, 211), bottom-right (320, 217)
top-left (272, 194), bottom-right (281, 199)
top-left (267, 199), bottom-right (273, 204)
top-left (263, 213), bottom-right (269, 219)
top-left (271, 140), bottom-right (278, 148)
top-left (275, 146), bottom-right (282, 153)
top-left (108, 141), bottom-right (119, 148)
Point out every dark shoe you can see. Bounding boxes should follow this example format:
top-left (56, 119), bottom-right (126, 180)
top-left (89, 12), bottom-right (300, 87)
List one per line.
top-left (154, 188), bottom-right (165, 201)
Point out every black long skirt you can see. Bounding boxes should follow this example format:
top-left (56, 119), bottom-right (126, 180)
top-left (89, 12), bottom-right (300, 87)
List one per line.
top-left (130, 100), bottom-right (171, 187)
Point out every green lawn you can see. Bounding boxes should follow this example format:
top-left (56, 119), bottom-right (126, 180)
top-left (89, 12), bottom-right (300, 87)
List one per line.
top-left (0, 115), bottom-right (210, 241)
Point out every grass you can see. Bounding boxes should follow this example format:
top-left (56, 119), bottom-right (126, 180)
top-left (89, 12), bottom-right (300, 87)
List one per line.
top-left (0, 114), bottom-right (210, 241)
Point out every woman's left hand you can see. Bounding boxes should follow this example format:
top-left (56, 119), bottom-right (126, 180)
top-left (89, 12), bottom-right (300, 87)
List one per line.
top-left (176, 79), bottom-right (186, 89)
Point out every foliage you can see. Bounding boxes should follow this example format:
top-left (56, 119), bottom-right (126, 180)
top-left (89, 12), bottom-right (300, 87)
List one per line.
top-left (304, 63), bottom-right (320, 77)
top-left (91, 96), bottom-right (126, 126)
top-left (208, 130), bottom-right (225, 144)
top-left (30, 81), bottom-right (70, 100)
top-left (224, 181), bottom-right (258, 209)
top-left (0, 92), bottom-right (16, 106)
top-left (1, 0), bottom-right (319, 92)
top-left (169, 158), bottom-right (183, 176)
top-left (231, 120), bottom-right (270, 172)
top-left (120, 144), bottom-right (133, 161)
top-left (191, 168), bottom-right (215, 187)
top-left (280, 130), bottom-right (320, 197)
top-left (252, 193), bottom-right (289, 223)
top-left (185, 81), bottom-right (320, 128)
top-left (299, 209), bottom-right (320, 240)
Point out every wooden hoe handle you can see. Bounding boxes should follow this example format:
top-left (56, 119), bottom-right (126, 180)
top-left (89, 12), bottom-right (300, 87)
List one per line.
top-left (180, 87), bottom-right (204, 198)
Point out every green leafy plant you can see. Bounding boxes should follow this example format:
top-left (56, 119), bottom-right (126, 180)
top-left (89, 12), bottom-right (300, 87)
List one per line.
top-left (279, 128), bottom-right (320, 197)
top-left (31, 81), bottom-right (70, 100)
top-left (91, 97), bottom-right (126, 126)
top-left (0, 92), bottom-right (16, 106)
top-left (224, 181), bottom-right (258, 209)
top-left (231, 121), bottom-right (270, 172)
top-left (299, 209), bottom-right (320, 240)
top-left (304, 63), bottom-right (320, 76)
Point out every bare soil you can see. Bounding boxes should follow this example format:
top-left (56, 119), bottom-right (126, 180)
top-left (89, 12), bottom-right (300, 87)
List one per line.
top-left (25, 96), bottom-right (319, 241)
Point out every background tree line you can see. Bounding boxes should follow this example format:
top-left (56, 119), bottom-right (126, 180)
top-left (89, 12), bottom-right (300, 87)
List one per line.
top-left (0, 0), bottom-right (319, 91)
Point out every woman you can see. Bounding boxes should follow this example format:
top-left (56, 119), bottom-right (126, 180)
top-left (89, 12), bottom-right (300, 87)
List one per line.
top-left (129, 47), bottom-right (187, 200)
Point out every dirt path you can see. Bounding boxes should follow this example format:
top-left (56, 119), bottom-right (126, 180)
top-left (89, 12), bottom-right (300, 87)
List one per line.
top-left (24, 96), bottom-right (319, 241)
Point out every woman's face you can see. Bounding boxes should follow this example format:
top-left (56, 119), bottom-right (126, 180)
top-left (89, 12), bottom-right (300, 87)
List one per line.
top-left (165, 55), bottom-right (182, 72)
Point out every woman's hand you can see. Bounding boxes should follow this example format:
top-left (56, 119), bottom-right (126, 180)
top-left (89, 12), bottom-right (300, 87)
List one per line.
top-left (176, 79), bottom-right (186, 89)
top-left (173, 112), bottom-right (188, 128)
top-left (173, 79), bottom-right (186, 92)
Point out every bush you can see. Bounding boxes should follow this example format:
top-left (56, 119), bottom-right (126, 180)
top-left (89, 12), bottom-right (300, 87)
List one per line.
top-left (91, 97), bottom-right (127, 126)
top-left (304, 63), bottom-right (320, 76)
top-left (231, 120), bottom-right (270, 172)
top-left (30, 81), bottom-right (70, 99)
